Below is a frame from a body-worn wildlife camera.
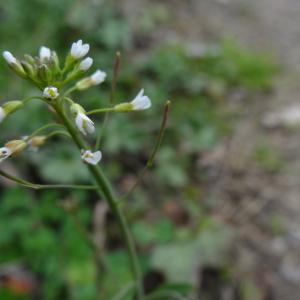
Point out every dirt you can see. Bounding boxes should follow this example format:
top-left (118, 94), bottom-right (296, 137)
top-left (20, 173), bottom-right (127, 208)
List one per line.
top-left (120, 0), bottom-right (300, 298)
top-left (122, 0), bottom-right (300, 299)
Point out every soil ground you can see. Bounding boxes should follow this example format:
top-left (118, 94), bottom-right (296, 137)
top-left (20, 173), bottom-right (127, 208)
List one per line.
top-left (124, 0), bottom-right (300, 299)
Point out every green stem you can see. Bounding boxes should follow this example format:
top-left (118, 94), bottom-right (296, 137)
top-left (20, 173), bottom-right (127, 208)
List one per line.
top-left (64, 86), bottom-right (77, 97)
top-left (0, 169), bottom-right (97, 190)
top-left (123, 101), bottom-right (171, 199)
top-left (145, 290), bottom-right (186, 300)
top-left (87, 107), bottom-right (115, 115)
top-left (147, 101), bottom-right (170, 167)
top-left (94, 111), bottom-right (110, 150)
top-left (53, 102), bottom-right (144, 300)
top-left (22, 95), bottom-right (45, 104)
top-left (36, 184), bottom-right (96, 190)
top-left (111, 282), bottom-right (135, 300)
top-left (25, 123), bottom-right (65, 140)
top-left (46, 130), bottom-right (71, 140)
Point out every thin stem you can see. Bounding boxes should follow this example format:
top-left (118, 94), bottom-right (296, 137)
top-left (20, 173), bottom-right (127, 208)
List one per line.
top-left (53, 102), bottom-right (144, 300)
top-left (145, 290), bottom-right (186, 300)
top-left (22, 95), bottom-right (45, 104)
top-left (87, 107), bottom-right (115, 115)
top-left (64, 86), bottom-right (77, 97)
top-left (0, 169), bottom-right (36, 188)
top-left (36, 184), bottom-right (97, 190)
top-left (46, 130), bottom-right (71, 139)
top-left (110, 51), bottom-right (121, 104)
top-left (88, 107), bottom-right (115, 150)
top-left (25, 123), bottom-right (65, 141)
top-left (0, 169), bottom-right (96, 190)
top-left (94, 53), bottom-right (121, 151)
top-left (147, 101), bottom-right (171, 167)
top-left (62, 96), bottom-right (75, 105)
top-left (123, 101), bottom-right (171, 199)
top-left (111, 282), bottom-right (135, 300)
top-left (94, 111), bottom-right (109, 150)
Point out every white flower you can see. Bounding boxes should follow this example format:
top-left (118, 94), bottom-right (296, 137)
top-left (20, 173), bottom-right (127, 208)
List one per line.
top-left (76, 69), bottom-right (107, 90)
top-left (131, 89), bottom-right (151, 110)
top-left (75, 113), bottom-right (95, 135)
top-left (71, 40), bottom-right (90, 59)
top-left (79, 57), bottom-right (93, 71)
top-left (81, 150), bottom-right (102, 165)
top-left (0, 107), bottom-right (6, 123)
top-left (43, 86), bottom-right (59, 99)
top-left (91, 70), bottom-right (106, 85)
top-left (2, 51), bottom-right (17, 65)
top-left (39, 46), bottom-right (51, 61)
top-left (0, 147), bottom-right (12, 163)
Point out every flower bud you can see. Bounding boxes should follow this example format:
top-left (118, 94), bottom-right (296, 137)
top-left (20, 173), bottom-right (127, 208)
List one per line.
top-left (2, 51), bottom-right (27, 78)
top-left (3, 51), bottom-right (17, 65)
top-left (28, 135), bottom-right (46, 151)
top-left (24, 54), bottom-right (35, 65)
top-left (3, 100), bottom-right (23, 115)
top-left (0, 101), bottom-right (23, 123)
top-left (70, 103), bottom-right (85, 116)
top-left (0, 107), bottom-right (5, 123)
top-left (114, 90), bottom-right (151, 112)
top-left (79, 57), bottom-right (93, 71)
top-left (38, 64), bottom-right (52, 83)
top-left (39, 46), bottom-right (51, 62)
top-left (71, 40), bottom-right (90, 60)
top-left (113, 102), bottom-right (133, 112)
top-left (21, 61), bottom-right (36, 78)
top-left (70, 104), bottom-right (95, 135)
top-left (0, 147), bottom-right (12, 163)
top-left (51, 51), bottom-right (60, 73)
top-left (5, 140), bottom-right (27, 156)
top-left (75, 70), bottom-right (106, 90)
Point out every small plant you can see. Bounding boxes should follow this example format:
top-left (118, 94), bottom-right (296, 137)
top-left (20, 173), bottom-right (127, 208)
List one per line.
top-left (0, 40), bottom-right (170, 300)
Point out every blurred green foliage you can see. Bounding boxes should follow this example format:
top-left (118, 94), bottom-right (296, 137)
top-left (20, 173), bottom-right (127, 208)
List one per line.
top-left (0, 0), bottom-right (275, 299)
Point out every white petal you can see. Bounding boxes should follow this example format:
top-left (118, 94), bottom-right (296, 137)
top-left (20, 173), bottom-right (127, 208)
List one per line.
top-left (39, 46), bottom-right (51, 60)
top-left (80, 44), bottom-right (90, 57)
top-left (131, 89), bottom-right (151, 110)
top-left (75, 113), bottom-right (86, 135)
top-left (85, 120), bottom-right (95, 134)
top-left (92, 151), bottom-right (102, 163)
top-left (71, 40), bottom-right (89, 59)
top-left (82, 114), bottom-right (95, 134)
top-left (79, 57), bottom-right (93, 71)
top-left (75, 113), bottom-right (94, 135)
top-left (0, 147), bottom-right (12, 162)
top-left (43, 86), bottom-right (59, 99)
top-left (71, 42), bottom-right (78, 57)
top-left (81, 150), bottom-right (102, 165)
top-left (0, 107), bottom-right (6, 123)
top-left (3, 51), bottom-right (17, 64)
top-left (91, 70), bottom-right (106, 85)
top-left (135, 89), bottom-right (144, 100)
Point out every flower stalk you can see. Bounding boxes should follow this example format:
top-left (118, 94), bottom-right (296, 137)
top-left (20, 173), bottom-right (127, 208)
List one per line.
top-left (0, 40), bottom-right (155, 299)
top-left (53, 102), bottom-right (144, 299)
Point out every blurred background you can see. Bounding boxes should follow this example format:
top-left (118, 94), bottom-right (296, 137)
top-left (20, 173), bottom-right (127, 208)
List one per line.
top-left (1, 0), bottom-right (300, 299)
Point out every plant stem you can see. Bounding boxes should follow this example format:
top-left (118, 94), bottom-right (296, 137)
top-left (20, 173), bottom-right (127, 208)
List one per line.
top-left (87, 107), bottom-right (115, 115)
top-left (53, 102), bottom-right (144, 300)
top-left (123, 101), bottom-right (171, 200)
top-left (25, 123), bottom-right (65, 140)
top-left (0, 169), bottom-right (96, 190)
top-left (111, 282), bottom-right (135, 300)
top-left (145, 290), bottom-right (186, 300)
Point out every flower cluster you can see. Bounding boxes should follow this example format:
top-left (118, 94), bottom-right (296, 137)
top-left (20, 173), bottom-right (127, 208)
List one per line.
top-left (1, 39), bottom-right (152, 166)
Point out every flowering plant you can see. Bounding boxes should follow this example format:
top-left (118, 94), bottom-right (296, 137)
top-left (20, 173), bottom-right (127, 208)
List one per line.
top-left (0, 40), bottom-right (170, 299)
